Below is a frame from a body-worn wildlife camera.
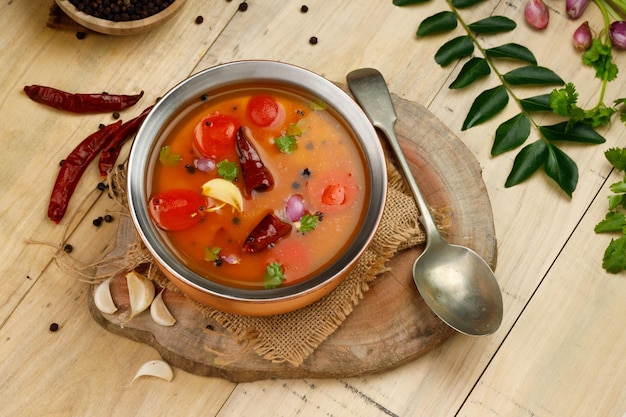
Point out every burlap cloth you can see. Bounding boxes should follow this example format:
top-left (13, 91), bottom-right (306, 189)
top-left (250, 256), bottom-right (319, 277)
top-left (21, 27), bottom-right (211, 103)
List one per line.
top-left (107, 161), bottom-right (446, 367)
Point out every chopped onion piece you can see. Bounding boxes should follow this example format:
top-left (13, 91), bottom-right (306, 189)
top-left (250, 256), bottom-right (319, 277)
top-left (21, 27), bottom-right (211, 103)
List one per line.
top-left (194, 158), bottom-right (216, 172)
top-left (285, 194), bottom-right (305, 222)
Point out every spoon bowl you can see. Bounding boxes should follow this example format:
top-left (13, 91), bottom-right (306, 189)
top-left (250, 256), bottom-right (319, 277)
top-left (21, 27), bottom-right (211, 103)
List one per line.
top-left (347, 68), bottom-right (503, 335)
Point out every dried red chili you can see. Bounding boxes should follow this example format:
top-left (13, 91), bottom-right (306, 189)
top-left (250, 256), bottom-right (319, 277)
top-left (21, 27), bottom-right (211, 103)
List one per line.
top-left (235, 127), bottom-right (274, 194)
top-left (23, 85), bottom-right (144, 114)
top-left (98, 105), bottom-right (153, 176)
top-left (48, 120), bottom-right (122, 224)
top-left (244, 213), bottom-right (292, 253)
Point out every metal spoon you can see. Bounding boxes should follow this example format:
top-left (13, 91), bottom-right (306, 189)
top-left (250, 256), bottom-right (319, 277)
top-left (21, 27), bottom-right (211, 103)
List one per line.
top-left (347, 68), bottom-right (503, 335)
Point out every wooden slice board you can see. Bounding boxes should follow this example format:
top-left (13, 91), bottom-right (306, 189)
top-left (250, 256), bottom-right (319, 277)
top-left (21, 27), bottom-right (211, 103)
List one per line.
top-left (88, 93), bottom-right (497, 382)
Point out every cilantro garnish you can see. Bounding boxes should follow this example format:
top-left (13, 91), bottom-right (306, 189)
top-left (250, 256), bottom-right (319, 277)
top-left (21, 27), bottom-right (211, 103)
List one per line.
top-left (287, 119), bottom-right (309, 136)
top-left (263, 262), bottom-right (285, 289)
top-left (550, 83), bottom-right (616, 128)
top-left (217, 159), bottom-right (238, 181)
top-left (159, 146), bottom-right (181, 166)
top-left (274, 134), bottom-right (298, 153)
top-left (595, 148), bottom-right (626, 273)
top-left (203, 246), bottom-right (222, 262)
top-left (310, 99), bottom-right (327, 111)
top-left (295, 212), bottom-right (320, 234)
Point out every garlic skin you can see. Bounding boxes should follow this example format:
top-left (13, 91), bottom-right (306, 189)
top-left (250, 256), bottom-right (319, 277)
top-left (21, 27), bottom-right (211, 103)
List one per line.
top-left (94, 277), bottom-right (117, 314)
top-left (525, 0), bottom-right (549, 30)
top-left (125, 270), bottom-right (155, 319)
top-left (150, 290), bottom-right (176, 326)
top-left (131, 360), bottom-right (173, 383)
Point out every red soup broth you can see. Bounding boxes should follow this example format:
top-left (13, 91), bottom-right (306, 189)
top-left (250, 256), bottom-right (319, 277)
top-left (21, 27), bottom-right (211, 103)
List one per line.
top-left (148, 86), bottom-right (369, 289)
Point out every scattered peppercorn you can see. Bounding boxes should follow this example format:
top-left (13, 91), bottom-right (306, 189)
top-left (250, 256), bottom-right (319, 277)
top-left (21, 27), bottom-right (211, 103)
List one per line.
top-left (238, 1), bottom-right (248, 11)
top-left (112, 111), bottom-right (120, 119)
top-left (63, 244), bottom-right (73, 253)
top-left (98, 123), bottom-right (105, 129)
top-left (215, 258), bottom-right (223, 266)
top-left (206, 324), bottom-right (215, 331)
top-left (97, 182), bottom-right (108, 191)
top-left (292, 181), bottom-right (301, 189)
top-left (195, 15), bottom-right (204, 24)
top-left (76, 31), bottom-right (87, 40)
top-left (301, 5), bottom-right (309, 13)
top-left (200, 94), bottom-right (209, 101)
top-left (59, 159), bottom-right (65, 166)
top-left (309, 36), bottom-right (318, 45)
top-left (185, 163), bottom-right (196, 174)
top-left (301, 168), bottom-right (311, 177)
top-left (104, 214), bottom-right (114, 223)
top-left (93, 216), bottom-right (104, 227)
top-left (49, 323), bottom-right (59, 332)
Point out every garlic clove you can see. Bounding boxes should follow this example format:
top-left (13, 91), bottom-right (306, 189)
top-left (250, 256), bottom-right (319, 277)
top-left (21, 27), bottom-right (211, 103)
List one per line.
top-left (131, 360), bottom-right (173, 383)
top-left (125, 270), bottom-right (155, 319)
top-left (94, 277), bottom-right (117, 314)
top-left (201, 178), bottom-right (243, 212)
top-left (150, 290), bottom-right (176, 326)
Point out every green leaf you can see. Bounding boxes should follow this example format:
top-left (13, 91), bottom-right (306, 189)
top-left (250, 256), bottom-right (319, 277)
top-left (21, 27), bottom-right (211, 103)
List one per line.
top-left (203, 246), bottom-right (221, 262)
top-left (435, 36), bottom-right (474, 66)
top-left (505, 140), bottom-right (549, 187)
top-left (609, 181), bottom-right (626, 194)
top-left (217, 159), bottom-right (239, 181)
top-left (462, 85), bottom-right (509, 130)
top-left (264, 262), bottom-right (285, 289)
top-left (296, 213), bottom-right (320, 233)
top-left (452, 0), bottom-right (487, 8)
top-left (601, 235), bottom-right (626, 273)
top-left (468, 16), bottom-right (516, 34)
top-left (492, 113), bottom-right (531, 155)
top-left (544, 144), bottom-right (578, 197)
top-left (274, 134), bottom-right (298, 153)
top-left (539, 122), bottom-right (606, 144)
top-left (393, 0), bottom-right (430, 5)
top-left (605, 148), bottom-right (626, 171)
top-left (417, 11), bottom-right (457, 36)
top-left (503, 66), bottom-right (565, 86)
top-left (520, 94), bottom-right (552, 112)
top-left (159, 146), bottom-right (181, 166)
top-left (582, 38), bottom-right (618, 82)
top-left (449, 57), bottom-right (491, 89)
top-left (595, 211), bottom-right (626, 233)
top-left (608, 194), bottom-right (625, 211)
top-left (485, 43), bottom-right (537, 65)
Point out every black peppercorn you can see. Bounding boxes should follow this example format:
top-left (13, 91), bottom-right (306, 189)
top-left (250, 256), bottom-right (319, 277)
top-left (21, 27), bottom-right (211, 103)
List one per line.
top-left (63, 244), bottom-right (73, 253)
top-left (76, 31), bottom-right (87, 40)
top-left (301, 5), bottom-right (308, 13)
top-left (49, 323), bottom-right (59, 332)
top-left (195, 15), bottom-right (204, 24)
top-left (238, 1), bottom-right (248, 11)
top-left (93, 216), bottom-right (104, 227)
top-left (309, 36), bottom-right (318, 45)
top-left (104, 214), bottom-right (114, 223)
top-left (97, 182), bottom-right (108, 191)
top-left (112, 111), bottom-right (120, 119)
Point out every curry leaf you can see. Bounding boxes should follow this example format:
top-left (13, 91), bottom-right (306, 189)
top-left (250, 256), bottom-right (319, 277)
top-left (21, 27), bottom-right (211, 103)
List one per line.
top-left (435, 36), bottom-right (474, 66)
top-left (462, 85), bottom-right (508, 130)
top-left (505, 140), bottom-right (549, 187)
top-left (520, 94), bottom-right (552, 112)
top-left (503, 66), bottom-right (565, 86)
top-left (449, 57), bottom-right (491, 89)
top-left (417, 11), bottom-right (458, 36)
top-left (452, 0), bottom-right (487, 8)
top-left (492, 113), bottom-right (531, 155)
top-left (393, 0), bottom-right (430, 5)
top-left (544, 144), bottom-right (578, 197)
top-left (468, 16), bottom-right (516, 34)
top-left (539, 122), bottom-right (606, 144)
top-left (485, 43), bottom-right (537, 65)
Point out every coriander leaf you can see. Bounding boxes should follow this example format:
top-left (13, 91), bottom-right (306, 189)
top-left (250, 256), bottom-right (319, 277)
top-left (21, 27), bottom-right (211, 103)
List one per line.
top-left (203, 246), bottom-right (221, 262)
top-left (582, 39), bottom-right (619, 82)
top-left (583, 105), bottom-right (616, 128)
top-left (217, 159), bottom-right (238, 181)
top-left (159, 146), bottom-right (181, 166)
top-left (287, 119), bottom-right (308, 136)
top-left (417, 11), bottom-right (458, 37)
top-left (595, 211), bottom-right (626, 233)
top-left (550, 83), bottom-right (579, 117)
top-left (605, 148), bottom-right (626, 171)
top-left (264, 262), bottom-right (285, 289)
top-left (609, 181), bottom-right (626, 194)
top-left (608, 194), bottom-right (625, 211)
top-left (275, 134), bottom-right (298, 153)
top-left (310, 99), bottom-right (327, 111)
top-left (601, 235), bottom-right (626, 273)
top-left (296, 213), bottom-right (320, 233)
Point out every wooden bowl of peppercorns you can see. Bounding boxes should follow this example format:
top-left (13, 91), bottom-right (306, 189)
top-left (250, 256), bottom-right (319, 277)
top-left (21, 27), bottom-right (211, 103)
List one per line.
top-left (55, 0), bottom-right (187, 36)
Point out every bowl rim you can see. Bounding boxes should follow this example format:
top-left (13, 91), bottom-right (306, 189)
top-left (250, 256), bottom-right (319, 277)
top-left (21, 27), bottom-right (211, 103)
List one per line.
top-left (127, 60), bottom-right (387, 303)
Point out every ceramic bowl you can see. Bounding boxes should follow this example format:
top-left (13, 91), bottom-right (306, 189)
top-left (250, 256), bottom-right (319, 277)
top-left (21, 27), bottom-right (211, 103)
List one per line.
top-left (127, 61), bottom-right (387, 315)
top-left (55, 0), bottom-right (186, 36)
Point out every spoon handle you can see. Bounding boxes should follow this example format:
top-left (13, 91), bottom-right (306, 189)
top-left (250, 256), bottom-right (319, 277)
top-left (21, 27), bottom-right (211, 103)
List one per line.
top-left (347, 68), bottom-right (441, 241)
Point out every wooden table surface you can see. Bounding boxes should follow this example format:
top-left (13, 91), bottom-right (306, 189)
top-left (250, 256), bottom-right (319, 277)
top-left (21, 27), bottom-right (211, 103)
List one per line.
top-left (1, 1), bottom-right (625, 416)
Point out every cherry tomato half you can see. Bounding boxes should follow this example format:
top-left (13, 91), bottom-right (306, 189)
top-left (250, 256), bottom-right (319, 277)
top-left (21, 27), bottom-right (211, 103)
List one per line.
top-left (193, 113), bottom-right (239, 159)
top-left (247, 95), bottom-right (279, 127)
top-left (148, 189), bottom-right (207, 231)
top-left (307, 169), bottom-right (359, 214)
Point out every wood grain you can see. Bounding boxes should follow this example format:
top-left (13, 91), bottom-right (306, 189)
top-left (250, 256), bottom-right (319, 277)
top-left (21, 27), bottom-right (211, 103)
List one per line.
top-left (88, 93), bottom-right (497, 382)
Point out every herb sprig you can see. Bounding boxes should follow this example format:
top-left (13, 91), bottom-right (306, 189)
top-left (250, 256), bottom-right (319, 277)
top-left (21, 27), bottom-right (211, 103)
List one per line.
top-left (394, 0), bottom-right (625, 196)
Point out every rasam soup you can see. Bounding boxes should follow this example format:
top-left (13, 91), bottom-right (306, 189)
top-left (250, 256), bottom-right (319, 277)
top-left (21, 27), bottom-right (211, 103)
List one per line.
top-left (148, 86), bottom-right (369, 290)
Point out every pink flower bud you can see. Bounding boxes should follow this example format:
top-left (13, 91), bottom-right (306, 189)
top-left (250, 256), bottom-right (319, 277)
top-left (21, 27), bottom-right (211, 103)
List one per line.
top-left (566, 0), bottom-right (590, 19)
top-left (573, 21), bottom-right (592, 51)
top-left (609, 21), bottom-right (626, 50)
top-left (525, 0), bottom-right (550, 30)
